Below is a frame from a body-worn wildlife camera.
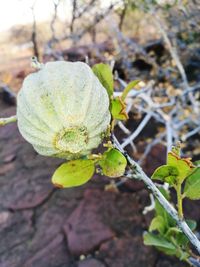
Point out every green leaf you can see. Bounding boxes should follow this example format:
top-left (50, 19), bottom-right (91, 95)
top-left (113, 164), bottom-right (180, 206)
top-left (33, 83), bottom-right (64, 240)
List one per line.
top-left (167, 152), bottom-right (177, 166)
top-left (184, 168), bottom-right (200, 200)
top-left (154, 188), bottom-right (170, 218)
top-left (92, 63), bottom-right (113, 97)
top-left (165, 226), bottom-right (182, 237)
top-left (154, 189), bottom-right (176, 229)
top-left (176, 220), bottom-right (196, 248)
top-left (176, 232), bottom-right (189, 247)
top-left (121, 80), bottom-right (140, 101)
top-left (155, 200), bottom-right (176, 229)
top-left (186, 219), bottom-right (197, 231)
top-left (143, 232), bottom-right (176, 250)
top-left (194, 160), bottom-right (200, 167)
top-left (176, 250), bottom-right (190, 261)
top-left (111, 97), bottom-right (128, 120)
top-left (149, 216), bottom-right (166, 234)
top-left (171, 144), bottom-right (181, 157)
top-left (163, 227), bottom-right (190, 259)
top-left (158, 246), bottom-right (178, 256)
top-left (167, 152), bottom-right (192, 182)
top-left (152, 165), bottom-right (179, 185)
top-left (52, 159), bottom-right (95, 188)
top-left (99, 148), bottom-right (127, 177)
top-left (159, 187), bottom-right (170, 200)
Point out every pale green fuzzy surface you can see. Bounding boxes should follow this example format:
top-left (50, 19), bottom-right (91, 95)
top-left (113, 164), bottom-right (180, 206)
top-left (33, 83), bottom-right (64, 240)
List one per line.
top-left (17, 61), bottom-right (111, 159)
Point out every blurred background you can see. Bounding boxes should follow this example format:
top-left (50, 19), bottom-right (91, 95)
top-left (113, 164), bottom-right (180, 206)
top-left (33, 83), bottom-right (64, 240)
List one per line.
top-left (0, 1), bottom-right (200, 267)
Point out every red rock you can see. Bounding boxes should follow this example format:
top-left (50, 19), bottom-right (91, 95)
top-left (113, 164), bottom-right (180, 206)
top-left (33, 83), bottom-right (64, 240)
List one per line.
top-left (156, 259), bottom-right (183, 267)
top-left (63, 190), bottom-right (114, 255)
top-left (98, 237), bottom-right (156, 267)
top-left (0, 210), bottom-right (34, 255)
top-left (0, 211), bottom-right (11, 225)
top-left (183, 198), bottom-right (200, 222)
top-left (23, 234), bottom-right (70, 267)
top-left (78, 258), bottom-right (105, 267)
top-left (0, 168), bottom-right (54, 210)
top-left (3, 153), bottom-right (16, 163)
top-left (123, 179), bottom-right (144, 192)
top-left (0, 162), bottom-right (15, 175)
top-left (144, 144), bottom-right (166, 176)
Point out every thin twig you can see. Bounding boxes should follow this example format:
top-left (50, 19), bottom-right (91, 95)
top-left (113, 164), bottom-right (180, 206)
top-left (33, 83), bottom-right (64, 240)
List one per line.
top-left (112, 134), bottom-right (200, 255)
top-left (119, 0), bottom-right (128, 30)
top-left (30, 0), bottom-right (39, 58)
top-left (70, 0), bottom-right (77, 34)
top-left (118, 121), bottom-right (131, 135)
top-left (0, 115), bottom-right (17, 126)
top-left (50, 0), bottom-right (61, 43)
top-left (166, 119), bottom-right (173, 153)
top-left (121, 112), bottom-right (152, 148)
top-left (143, 193), bottom-right (155, 215)
top-left (138, 132), bottom-right (166, 165)
top-left (152, 13), bottom-right (198, 113)
top-left (181, 126), bottom-right (200, 141)
top-left (74, 0), bottom-right (96, 20)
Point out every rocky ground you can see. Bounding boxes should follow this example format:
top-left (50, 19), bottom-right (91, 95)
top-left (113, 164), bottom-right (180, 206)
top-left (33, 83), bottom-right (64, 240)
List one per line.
top-left (0, 93), bottom-right (199, 267)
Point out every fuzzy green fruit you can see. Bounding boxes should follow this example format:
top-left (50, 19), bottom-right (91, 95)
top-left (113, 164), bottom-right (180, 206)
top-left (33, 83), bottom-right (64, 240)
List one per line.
top-left (17, 61), bottom-right (111, 159)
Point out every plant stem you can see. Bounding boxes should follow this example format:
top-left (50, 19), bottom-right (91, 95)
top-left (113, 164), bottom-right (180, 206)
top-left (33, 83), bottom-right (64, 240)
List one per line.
top-left (0, 115), bottom-right (17, 126)
top-left (170, 236), bottom-right (189, 264)
top-left (112, 134), bottom-right (200, 255)
top-left (121, 80), bottom-right (140, 101)
top-left (189, 257), bottom-right (200, 267)
top-left (177, 182), bottom-right (183, 219)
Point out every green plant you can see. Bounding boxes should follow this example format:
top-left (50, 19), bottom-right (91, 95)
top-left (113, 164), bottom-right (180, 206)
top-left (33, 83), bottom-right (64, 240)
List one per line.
top-left (0, 59), bottom-right (200, 266)
top-left (144, 146), bottom-right (200, 264)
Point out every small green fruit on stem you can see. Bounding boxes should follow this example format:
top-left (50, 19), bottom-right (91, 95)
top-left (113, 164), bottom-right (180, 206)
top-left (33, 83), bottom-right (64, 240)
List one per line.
top-left (177, 181), bottom-right (183, 219)
top-left (112, 134), bottom-right (200, 255)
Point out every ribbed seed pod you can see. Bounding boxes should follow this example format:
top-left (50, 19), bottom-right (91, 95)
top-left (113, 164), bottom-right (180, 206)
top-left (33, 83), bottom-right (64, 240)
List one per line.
top-left (17, 61), bottom-right (111, 159)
